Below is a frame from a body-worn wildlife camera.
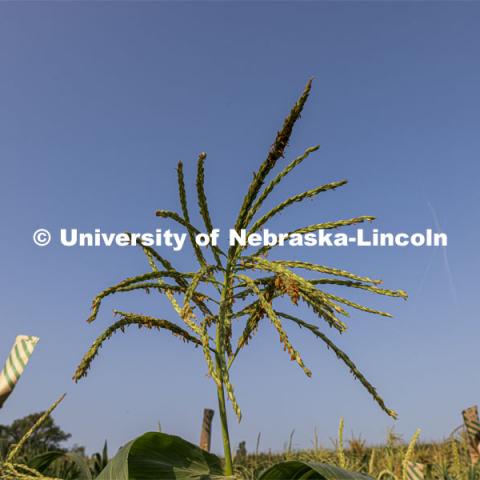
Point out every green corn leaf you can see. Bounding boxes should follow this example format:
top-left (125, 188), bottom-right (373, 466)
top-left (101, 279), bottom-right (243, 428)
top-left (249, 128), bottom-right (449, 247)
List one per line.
top-left (258, 461), bottom-right (373, 480)
top-left (96, 431), bottom-right (223, 480)
top-left (29, 451), bottom-right (92, 480)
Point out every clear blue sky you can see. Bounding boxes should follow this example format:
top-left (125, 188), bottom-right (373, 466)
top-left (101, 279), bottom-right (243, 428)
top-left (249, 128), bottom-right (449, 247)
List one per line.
top-left (1, 2), bottom-right (479, 456)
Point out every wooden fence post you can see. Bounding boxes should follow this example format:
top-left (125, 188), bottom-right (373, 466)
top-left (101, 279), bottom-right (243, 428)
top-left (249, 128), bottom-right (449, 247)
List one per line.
top-left (236, 441), bottom-right (247, 461)
top-left (200, 408), bottom-right (214, 452)
top-left (462, 405), bottom-right (480, 464)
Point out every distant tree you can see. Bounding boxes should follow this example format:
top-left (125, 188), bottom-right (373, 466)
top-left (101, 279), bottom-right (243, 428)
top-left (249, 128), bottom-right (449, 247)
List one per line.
top-left (0, 411), bottom-right (71, 458)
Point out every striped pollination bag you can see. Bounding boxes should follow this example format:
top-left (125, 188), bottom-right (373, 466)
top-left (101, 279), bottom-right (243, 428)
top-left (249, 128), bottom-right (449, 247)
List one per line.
top-left (406, 461), bottom-right (425, 480)
top-left (0, 335), bottom-right (39, 409)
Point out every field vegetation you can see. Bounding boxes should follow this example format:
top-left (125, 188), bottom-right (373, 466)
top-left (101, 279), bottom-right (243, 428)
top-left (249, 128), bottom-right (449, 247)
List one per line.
top-left (234, 421), bottom-right (480, 480)
top-left (1, 81), bottom-right (462, 479)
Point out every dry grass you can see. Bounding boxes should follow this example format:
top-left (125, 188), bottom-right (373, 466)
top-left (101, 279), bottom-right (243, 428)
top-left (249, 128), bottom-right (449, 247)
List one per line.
top-left (233, 425), bottom-right (480, 480)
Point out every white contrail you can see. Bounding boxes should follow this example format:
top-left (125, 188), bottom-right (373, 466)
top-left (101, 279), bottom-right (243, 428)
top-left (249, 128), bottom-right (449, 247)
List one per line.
top-left (427, 201), bottom-right (457, 304)
top-left (417, 246), bottom-right (437, 295)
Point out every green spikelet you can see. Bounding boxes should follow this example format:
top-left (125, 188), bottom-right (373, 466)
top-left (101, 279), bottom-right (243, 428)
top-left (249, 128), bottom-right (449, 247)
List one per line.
top-left (6, 394), bottom-right (66, 463)
top-left (251, 258), bottom-right (383, 285)
top-left (403, 429), bottom-right (421, 480)
top-left (177, 161), bottom-right (207, 266)
top-left (244, 145), bottom-right (320, 228)
top-left (310, 279), bottom-right (407, 299)
top-left (126, 232), bottom-right (177, 273)
top-left (73, 312), bottom-right (201, 382)
top-left (369, 448), bottom-right (376, 475)
top-left (221, 363), bottom-right (242, 422)
top-left (451, 438), bottom-right (462, 478)
top-left (234, 79), bottom-right (313, 233)
top-left (196, 152), bottom-right (223, 267)
top-left (237, 274), bottom-right (312, 377)
top-left (325, 292), bottom-right (393, 318)
top-left (254, 215), bottom-right (376, 257)
top-left (241, 257), bottom-right (350, 332)
top-left (155, 209), bottom-right (225, 263)
top-left (337, 417), bottom-right (346, 468)
top-left (277, 311), bottom-right (397, 419)
top-left (249, 180), bottom-right (348, 234)
top-left (200, 319), bottom-right (221, 386)
top-left (86, 270), bottom-right (195, 323)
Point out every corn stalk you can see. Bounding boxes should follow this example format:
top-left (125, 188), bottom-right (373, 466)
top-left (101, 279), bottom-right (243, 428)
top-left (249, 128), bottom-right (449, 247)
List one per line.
top-left (74, 79), bottom-right (406, 476)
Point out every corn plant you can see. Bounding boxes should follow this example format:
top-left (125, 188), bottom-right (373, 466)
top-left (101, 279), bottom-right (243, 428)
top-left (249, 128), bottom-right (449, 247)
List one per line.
top-left (0, 395), bottom-right (65, 480)
top-left (73, 79), bottom-right (406, 477)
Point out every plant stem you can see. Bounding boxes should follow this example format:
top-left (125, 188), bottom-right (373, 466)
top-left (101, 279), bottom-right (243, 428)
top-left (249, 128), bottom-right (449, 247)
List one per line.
top-left (216, 377), bottom-right (234, 476)
top-left (216, 267), bottom-right (234, 476)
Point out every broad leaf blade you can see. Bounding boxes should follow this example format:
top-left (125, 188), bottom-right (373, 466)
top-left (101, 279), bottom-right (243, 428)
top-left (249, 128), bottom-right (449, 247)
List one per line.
top-left (30, 450), bottom-right (93, 480)
top-left (258, 461), bottom-right (373, 480)
top-left (29, 450), bottom-right (66, 473)
top-left (96, 440), bottom-right (132, 480)
top-left (96, 432), bottom-right (223, 480)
